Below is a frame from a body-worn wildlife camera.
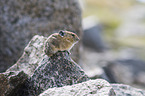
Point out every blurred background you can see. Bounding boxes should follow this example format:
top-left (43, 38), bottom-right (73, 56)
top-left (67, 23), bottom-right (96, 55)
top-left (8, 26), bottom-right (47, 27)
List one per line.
top-left (79, 0), bottom-right (145, 90)
top-left (1, 0), bottom-right (145, 91)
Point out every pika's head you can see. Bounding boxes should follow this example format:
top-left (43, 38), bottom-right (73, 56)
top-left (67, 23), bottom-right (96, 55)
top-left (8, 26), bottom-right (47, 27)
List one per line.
top-left (58, 30), bottom-right (80, 43)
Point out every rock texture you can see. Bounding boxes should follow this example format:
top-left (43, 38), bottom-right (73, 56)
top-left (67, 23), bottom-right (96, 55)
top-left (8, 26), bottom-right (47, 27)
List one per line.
top-left (0, 35), bottom-right (46, 96)
top-left (0, 34), bottom-right (89, 96)
top-left (0, 0), bottom-right (82, 72)
top-left (39, 79), bottom-right (116, 96)
top-left (0, 71), bottom-right (28, 96)
top-left (14, 51), bottom-right (89, 96)
top-left (112, 84), bottom-right (145, 96)
top-left (1, 34), bottom-right (145, 96)
top-left (0, 34), bottom-right (88, 95)
top-left (103, 59), bottom-right (145, 89)
top-left (7, 35), bottom-right (47, 76)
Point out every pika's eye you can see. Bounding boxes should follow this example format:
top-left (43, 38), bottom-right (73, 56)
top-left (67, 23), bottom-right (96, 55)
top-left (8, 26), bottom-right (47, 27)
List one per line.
top-left (72, 34), bottom-right (75, 37)
top-left (59, 30), bottom-right (65, 37)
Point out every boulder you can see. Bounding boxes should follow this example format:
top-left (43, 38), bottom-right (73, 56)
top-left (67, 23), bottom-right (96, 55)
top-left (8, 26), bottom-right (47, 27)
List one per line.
top-left (0, 0), bottom-right (82, 72)
top-left (0, 71), bottom-right (28, 96)
top-left (7, 35), bottom-right (47, 76)
top-left (14, 51), bottom-right (89, 96)
top-left (1, 34), bottom-right (145, 96)
top-left (82, 16), bottom-right (107, 52)
top-left (3, 35), bottom-right (89, 96)
top-left (0, 35), bottom-right (46, 96)
top-left (112, 84), bottom-right (145, 96)
top-left (39, 79), bottom-right (116, 96)
top-left (104, 59), bottom-right (145, 89)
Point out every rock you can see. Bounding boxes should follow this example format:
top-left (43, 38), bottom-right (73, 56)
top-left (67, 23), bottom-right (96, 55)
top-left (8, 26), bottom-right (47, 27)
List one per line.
top-left (82, 16), bottom-right (107, 52)
top-left (80, 48), bottom-right (114, 79)
top-left (103, 59), bottom-right (145, 89)
top-left (112, 84), bottom-right (145, 96)
top-left (1, 34), bottom-right (89, 96)
top-left (0, 35), bottom-right (45, 96)
top-left (0, 71), bottom-right (28, 96)
top-left (80, 16), bottom-right (109, 78)
top-left (39, 79), bottom-right (116, 96)
top-left (0, 0), bottom-right (82, 72)
top-left (7, 35), bottom-right (47, 76)
top-left (15, 51), bottom-right (89, 96)
top-left (84, 66), bottom-right (110, 82)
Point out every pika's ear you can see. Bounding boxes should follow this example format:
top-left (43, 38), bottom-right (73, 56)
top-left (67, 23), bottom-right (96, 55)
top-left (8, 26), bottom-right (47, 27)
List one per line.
top-left (59, 30), bottom-right (65, 37)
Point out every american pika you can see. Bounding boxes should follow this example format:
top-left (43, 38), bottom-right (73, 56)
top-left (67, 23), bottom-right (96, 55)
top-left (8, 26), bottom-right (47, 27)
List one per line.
top-left (44, 30), bottom-right (80, 57)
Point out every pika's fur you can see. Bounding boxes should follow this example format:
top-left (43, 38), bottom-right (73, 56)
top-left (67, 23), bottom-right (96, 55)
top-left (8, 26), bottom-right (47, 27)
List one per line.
top-left (44, 30), bottom-right (80, 57)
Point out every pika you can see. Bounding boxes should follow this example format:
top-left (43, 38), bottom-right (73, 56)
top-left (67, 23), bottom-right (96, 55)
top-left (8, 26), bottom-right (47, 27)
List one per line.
top-left (44, 30), bottom-right (80, 57)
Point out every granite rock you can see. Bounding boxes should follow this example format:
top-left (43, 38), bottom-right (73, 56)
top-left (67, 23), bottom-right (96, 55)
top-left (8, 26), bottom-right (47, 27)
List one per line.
top-left (39, 79), bottom-right (116, 96)
top-left (1, 34), bottom-right (88, 96)
top-left (112, 84), bottom-right (145, 96)
top-left (104, 59), bottom-right (145, 89)
top-left (7, 35), bottom-right (47, 76)
top-left (0, 71), bottom-right (28, 96)
top-left (14, 51), bottom-right (89, 96)
top-left (0, 35), bottom-right (46, 96)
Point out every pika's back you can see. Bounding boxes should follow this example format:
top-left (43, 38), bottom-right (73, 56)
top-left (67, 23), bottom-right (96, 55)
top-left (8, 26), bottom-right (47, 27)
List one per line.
top-left (44, 30), bottom-right (79, 56)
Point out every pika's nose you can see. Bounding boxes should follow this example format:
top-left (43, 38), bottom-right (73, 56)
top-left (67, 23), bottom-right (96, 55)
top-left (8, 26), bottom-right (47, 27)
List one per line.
top-left (76, 37), bottom-right (80, 41)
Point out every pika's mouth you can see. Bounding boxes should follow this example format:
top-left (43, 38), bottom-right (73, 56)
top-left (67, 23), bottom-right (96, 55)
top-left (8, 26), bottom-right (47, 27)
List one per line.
top-left (75, 40), bottom-right (79, 44)
top-left (76, 38), bottom-right (80, 41)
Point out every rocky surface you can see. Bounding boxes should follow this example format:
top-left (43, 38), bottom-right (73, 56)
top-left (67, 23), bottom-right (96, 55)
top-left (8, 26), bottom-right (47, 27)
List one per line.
top-left (103, 59), bottom-right (145, 89)
top-left (0, 0), bottom-right (82, 72)
top-left (39, 79), bottom-right (116, 96)
top-left (1, 34), bottom-right (145, 96)
top-left (0, 35), bottom-right (46, 96)
top-left (7, 35), bottom-right (47, 76)
top-left (112, 84), bottom-right (145, 96)
top-left (0, 71), bottom-right (28, 96)
top-left (14, 51), bottom-right (89, 96)
top-left (1, 34), bottom-right (89, 96)
top-left (80, 48), bottom-right (114, 79)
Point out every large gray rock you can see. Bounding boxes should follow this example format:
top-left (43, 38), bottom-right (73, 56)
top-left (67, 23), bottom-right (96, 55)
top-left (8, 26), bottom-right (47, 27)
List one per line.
top-left (0, 35), bottom-right (46, 96)
top-left (39, 79), bottom-right (116, 96)
top-left (0, 0), bottom-right (82, 72)
top-left (14, 51), bottom-right (89, 96)
top-left (112, 84), bottom-right (145, 96)
top-left (7, 35), bottom-right (47, 76)
top-left (82, 16), bottom-right (107, 52)
top-left (104, 59), bottom-right (145, 89)
top-left (80, 49), bottom-right (114, 80)
top-left (0, 71), bottom-right (28, 96)
top-left (1, 33), bottom-right (145, 96)
top-left (1, 34), bottom-right (89, 96)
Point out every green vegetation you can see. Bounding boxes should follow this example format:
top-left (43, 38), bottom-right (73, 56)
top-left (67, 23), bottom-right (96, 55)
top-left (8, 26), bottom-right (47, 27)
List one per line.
top-left (82, 0), bottom-right (136, 45)
top-left (82, 0), bottom-right (145, 60)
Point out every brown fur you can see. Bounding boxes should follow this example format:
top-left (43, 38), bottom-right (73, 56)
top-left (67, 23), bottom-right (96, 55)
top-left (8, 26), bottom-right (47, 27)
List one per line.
top-left (44, 30), bottom-right (79, 56)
